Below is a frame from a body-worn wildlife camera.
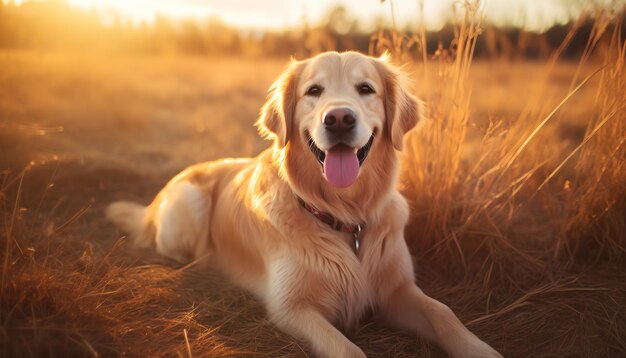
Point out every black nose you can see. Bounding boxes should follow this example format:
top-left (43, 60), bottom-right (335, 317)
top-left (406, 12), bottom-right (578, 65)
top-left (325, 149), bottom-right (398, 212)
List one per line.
top-left (322, 108), bottom-right (357, 134)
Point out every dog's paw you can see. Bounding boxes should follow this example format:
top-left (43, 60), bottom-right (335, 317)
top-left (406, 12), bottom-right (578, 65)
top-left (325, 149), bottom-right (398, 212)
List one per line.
top-left (339, 342), bottom-right (366, 358)
top-left (454, 336), bottom-right (502, 358)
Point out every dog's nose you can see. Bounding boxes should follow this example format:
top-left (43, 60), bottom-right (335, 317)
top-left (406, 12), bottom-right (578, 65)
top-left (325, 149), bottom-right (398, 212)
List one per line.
top-left (322, 108), bottom-right (357, 134)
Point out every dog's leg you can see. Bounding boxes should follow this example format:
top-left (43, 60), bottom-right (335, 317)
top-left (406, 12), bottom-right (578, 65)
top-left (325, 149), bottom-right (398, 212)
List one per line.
top-left (265, 258), bottom-right (365, 358)
top-left (268, 306), bottom-right (365, 358)
top-left (153, 181), bottom-right (210, 263)
top-left (380, 283), bottom-right (502, 358)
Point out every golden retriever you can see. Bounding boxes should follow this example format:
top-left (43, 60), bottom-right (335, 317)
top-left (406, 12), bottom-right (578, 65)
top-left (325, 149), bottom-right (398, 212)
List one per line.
top-left (106, 51), bottom-right (501, 358)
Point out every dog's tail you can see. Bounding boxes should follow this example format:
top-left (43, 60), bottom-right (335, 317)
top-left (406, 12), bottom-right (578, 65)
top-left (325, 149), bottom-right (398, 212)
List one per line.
top-left (106, 201), bottom-right (153, 247)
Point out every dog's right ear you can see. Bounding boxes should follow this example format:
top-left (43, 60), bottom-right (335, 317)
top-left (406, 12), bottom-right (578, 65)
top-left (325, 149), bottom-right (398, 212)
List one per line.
top-left (256, 60), bottom-right (303, 148)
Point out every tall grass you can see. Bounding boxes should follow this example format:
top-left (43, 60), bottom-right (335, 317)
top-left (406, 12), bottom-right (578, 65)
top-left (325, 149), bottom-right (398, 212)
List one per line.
top-left (373, 5), bottom-right (626, 354)
top-left (562, 20), bottom-right (625, 263)
top-left (372, 1), bottom-right (625, 273)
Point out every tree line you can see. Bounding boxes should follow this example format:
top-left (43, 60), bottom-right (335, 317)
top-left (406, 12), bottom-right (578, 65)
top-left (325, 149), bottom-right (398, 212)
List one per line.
top-left (0, 1), bottom-right (622, 59)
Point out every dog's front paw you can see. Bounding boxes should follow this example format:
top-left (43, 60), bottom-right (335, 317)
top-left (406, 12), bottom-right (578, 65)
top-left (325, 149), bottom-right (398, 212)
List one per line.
top-left (454, 336), bottom-right (502, 358)
top-left (338, 342), bottom-right (366, 358)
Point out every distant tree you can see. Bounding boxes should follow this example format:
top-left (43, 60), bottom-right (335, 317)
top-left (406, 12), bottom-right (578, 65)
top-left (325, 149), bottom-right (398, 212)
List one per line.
top-left (178, 20), bottom-right (207, 55)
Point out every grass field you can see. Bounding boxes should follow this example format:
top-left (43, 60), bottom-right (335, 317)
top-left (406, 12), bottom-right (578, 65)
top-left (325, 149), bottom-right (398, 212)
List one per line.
top-left (0, 18), bottom-right (624, 357)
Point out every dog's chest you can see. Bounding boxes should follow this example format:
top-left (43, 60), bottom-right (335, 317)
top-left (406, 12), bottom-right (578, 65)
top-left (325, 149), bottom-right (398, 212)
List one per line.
top-left (307, 249), bottom-right (370, 328)
top-left (299, 232), bottom-right (394, 329)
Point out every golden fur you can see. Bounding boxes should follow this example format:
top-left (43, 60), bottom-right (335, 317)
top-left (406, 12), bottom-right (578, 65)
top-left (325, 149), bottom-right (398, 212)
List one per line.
top-left (106, 51), bottom-right (501, 358)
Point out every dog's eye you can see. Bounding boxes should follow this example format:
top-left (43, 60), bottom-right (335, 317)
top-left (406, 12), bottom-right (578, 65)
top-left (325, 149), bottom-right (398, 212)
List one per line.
top-left (356, 83), bottom-right (375, 95)
top-left (305, 85), bottom-right (323, 97)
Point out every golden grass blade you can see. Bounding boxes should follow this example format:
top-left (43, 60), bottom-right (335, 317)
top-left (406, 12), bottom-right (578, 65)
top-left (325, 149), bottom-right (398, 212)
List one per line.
top-left (530, 106), bottom-right (621, 201)
top-left (184, 328), bottom-right (193, 358)
top-left (1, 172), bottom-right (24, 304)
top-left (53, 203), bottom-right (93, 234)
top-left (499, 67), bottom-right (603, 177)
top-left (466, 279), bottom-right (609, 326)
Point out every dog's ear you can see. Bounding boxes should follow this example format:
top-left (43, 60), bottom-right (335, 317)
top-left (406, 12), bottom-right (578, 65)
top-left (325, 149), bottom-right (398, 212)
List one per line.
top-left (373, 57), bottom-right (423, 151)
top-left (256, 60), bottom-right (303, 148)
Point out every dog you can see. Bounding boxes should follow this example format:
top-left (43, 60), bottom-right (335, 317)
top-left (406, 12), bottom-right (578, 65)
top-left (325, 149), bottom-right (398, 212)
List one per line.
top-left (106, 51), bottom-right (501, 358)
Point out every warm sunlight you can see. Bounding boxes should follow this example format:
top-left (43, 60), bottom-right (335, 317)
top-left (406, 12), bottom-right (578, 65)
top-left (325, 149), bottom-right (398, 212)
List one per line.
top-left (1, 0), bottom-right (624, 357)
top-left (7, 0), bottom-right (602, 32)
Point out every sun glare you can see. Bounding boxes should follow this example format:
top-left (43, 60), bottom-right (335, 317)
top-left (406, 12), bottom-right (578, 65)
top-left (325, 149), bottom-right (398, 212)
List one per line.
top-left (2, 0), bottom-right (610, 32)
top-left (65, 0), bottom-right (201, 24)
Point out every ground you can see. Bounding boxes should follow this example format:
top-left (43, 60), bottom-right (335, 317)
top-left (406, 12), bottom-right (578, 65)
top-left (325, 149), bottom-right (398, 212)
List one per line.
top-left (0, 51), bottom-right (624, 357)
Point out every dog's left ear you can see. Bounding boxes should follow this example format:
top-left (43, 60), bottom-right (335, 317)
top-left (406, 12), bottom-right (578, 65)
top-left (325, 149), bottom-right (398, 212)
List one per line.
top-left (373, 57), bottom-right (423, 151)
top-left (256, 60), bottom-right (303, 148)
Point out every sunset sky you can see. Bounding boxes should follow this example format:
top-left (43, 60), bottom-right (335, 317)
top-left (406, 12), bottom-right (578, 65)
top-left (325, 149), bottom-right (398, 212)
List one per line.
top-left (3, 0), bottom-right (623, 32)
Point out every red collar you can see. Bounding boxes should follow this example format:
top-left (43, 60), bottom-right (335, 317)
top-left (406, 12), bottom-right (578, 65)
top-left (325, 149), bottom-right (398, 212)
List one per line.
top-left (297, 197), bottom-right (364, 253)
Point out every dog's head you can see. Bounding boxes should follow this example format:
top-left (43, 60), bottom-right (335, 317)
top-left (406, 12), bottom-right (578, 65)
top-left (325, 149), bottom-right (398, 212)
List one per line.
top-left (257, 51), bottom-right (421, 194)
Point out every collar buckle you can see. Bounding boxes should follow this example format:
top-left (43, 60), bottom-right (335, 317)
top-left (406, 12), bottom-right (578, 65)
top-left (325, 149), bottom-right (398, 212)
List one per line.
top-left (352, 225), bottom-right (362, 254)
top-left (297, 196), bottom-right (365, 255)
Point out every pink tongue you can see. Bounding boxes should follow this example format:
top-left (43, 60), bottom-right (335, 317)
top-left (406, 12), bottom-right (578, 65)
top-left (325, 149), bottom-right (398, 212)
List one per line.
top-left (323, 144), bottom-right (359, 188)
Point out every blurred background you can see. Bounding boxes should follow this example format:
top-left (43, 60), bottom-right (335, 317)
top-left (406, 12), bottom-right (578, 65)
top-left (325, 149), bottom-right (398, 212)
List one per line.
top-left (0, 0), bottom-right (622, 57)
top-left (1, 0), bottom-right (623, 176)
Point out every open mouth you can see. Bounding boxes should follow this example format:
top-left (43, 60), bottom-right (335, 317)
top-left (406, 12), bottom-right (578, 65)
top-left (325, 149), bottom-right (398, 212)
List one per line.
top-left (306, 132), bottom-right (375, 188)
top-left (307, 133), bottom-right (374, 167)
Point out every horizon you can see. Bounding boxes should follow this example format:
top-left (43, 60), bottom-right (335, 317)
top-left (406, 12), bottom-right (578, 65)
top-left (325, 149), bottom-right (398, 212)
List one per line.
top-left (3, 0), bottom-right (624, 33)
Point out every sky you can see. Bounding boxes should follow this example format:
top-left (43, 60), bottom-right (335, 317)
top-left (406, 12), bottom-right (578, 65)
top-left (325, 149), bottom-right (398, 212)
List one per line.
top-left (4, 0), bottom-right (625, 33)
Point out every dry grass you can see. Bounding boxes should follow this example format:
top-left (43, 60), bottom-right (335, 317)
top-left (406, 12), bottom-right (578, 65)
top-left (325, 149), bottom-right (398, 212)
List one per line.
top-left (391, 3), bottom-right (626, 356)
top-left (395, 3), bottom-right (625, 267)
top-left (1, 4), bottom-right (625, 357)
